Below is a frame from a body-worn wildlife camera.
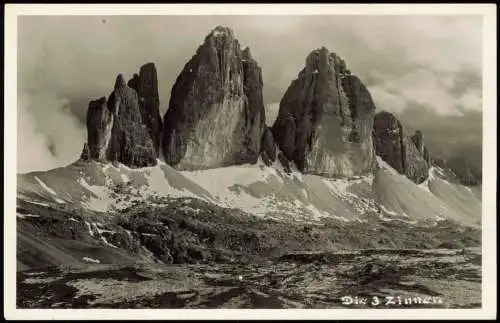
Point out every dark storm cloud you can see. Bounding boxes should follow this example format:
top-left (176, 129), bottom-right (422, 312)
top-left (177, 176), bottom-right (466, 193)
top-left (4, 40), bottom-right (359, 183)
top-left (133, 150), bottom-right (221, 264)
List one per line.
top-left (17, 15), bottom-right (483, 173)
top-left (396, 104), bottom-right (482, 175)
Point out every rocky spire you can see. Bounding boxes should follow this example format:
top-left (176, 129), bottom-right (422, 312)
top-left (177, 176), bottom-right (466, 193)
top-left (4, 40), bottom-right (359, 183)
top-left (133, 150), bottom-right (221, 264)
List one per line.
top-left (271, 47), bottom-right (376, 178)
top-left (161, 26), bottom-right (266, 170)
top-left (373, 111), bottom-right (430, 184)
top-left (411, 130), bottom-right (431, 166)
top-left (85, 97), bottom-right (114, 161)
top-left (81, 69), bottom-right (158, 168)
top-left (373, 111), bottom-right (405, 174)
top-left (128, 63), bottom-right (162, 156)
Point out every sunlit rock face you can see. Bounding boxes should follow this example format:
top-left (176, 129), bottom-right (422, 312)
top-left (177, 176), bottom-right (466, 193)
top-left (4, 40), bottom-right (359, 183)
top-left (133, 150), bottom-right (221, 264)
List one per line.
top-left (271, 47), bottom-right (376, 178)
top-left (162, 26), bottom-right (266, 170)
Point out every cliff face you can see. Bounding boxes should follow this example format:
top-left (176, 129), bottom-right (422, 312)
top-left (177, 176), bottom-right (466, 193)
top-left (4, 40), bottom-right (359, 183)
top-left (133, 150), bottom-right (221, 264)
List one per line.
top-left (77, 25), bottom-right (451, 186)
top-left (161, 26), bottom-right (266, 170)
top-left (84, 97), bottom-right (114, 161)
top-left (411, 130), bottom-right (432, 166)
top-left (127, 63), bottom-right (163, 156)
top-left (106, 74), bottom-right (157, 167)
top-left (82, 74), bottom-right (157, 168)
top-left (260, 127), bottom-right (277, 166)
top-left (403, 135), bottom-right (430, 184)
top-left (373, 111), bottom-right (405, 174)
top-left (373, 111), bottom-right (431, 184)
top-left (271, 47), bottom-right (376, 178)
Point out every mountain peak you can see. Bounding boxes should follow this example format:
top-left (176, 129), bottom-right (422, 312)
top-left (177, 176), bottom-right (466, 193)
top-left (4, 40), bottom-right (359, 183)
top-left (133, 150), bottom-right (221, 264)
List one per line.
top-left (114, 73), bottom-right (127, 90)
top-left (162, 26), bottom-right (265, 170)
top-left (209, 25), bottom-right (234, 38)
top-left (271, 47), bottom-right (376, 178)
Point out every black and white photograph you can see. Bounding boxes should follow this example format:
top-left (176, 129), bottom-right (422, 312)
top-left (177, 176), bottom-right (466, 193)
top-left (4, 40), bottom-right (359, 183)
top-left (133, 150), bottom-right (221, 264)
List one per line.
top-left (4, 3), bottom-right (497, 320)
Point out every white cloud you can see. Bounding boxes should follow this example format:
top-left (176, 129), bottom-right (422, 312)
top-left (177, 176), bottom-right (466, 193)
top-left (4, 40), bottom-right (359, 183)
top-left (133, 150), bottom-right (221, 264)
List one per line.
top-left (17, 92), bottom-right (85, 174)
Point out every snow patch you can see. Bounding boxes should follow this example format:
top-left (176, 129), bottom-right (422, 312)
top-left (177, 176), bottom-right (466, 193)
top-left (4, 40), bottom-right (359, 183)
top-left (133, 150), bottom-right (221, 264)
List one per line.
top-left (304, 204), bottom-right (348, 222)
top-left (34, 176), bottom-right (57, 195)
top-left (24, 200), bottom-right (49, 207)
top-left (17, 213), bottom-right (40, 219)
top-left (82, 257), bottom-right (100, 264)
top-left (418, 178), bottom-right (431, 193)
top-left (380, 204), bottom-right (398, 216)
top-left (100, 236), bottom-right (118, 248)
top-left (77, 177), bottom-right (110, 212)
top-left (376, 156), bottom-right (399, 176)
top-left (141, 233), bottom-right (158, 237)
top-left (142, 166), bottom-right (191, 198)
top-left (34, 176), bottom-right (66, 204)
top-left (120, 173), bottom-right (130, 183)
top-left (322, 176), bottom-right (377, 215)
top-left (85, 221), bottom-right (94, 237)
top-left (301, 188), bottom-right (309, 199)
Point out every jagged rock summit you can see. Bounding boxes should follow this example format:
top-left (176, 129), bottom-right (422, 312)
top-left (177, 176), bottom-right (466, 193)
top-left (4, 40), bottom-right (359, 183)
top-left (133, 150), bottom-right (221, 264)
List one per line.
top-left (271, 47), bottom-right (376, 178)
top-left (77, 27), bottom-right (447, 186)
top-left (373, 111), bottom-right (405, 174)
top-left (372, 111), bottom-right (430, 184)
top-left (81, 66), bottom-right (160, 168)
top-left (127, 63), bottom-right (163, 155)
top-left (162, 26), bottom-right (266, 170)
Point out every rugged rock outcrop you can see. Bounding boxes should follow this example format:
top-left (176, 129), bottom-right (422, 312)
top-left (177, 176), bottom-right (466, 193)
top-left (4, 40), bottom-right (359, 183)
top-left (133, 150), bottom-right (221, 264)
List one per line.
top-left (127, 63), bottom-right (162, 155)
top-left (403, 136), bottom-right (429, 184)
top-left (411, 130), bottom-right (431, 166)
top-left (80, 143), bottom-right (90, 160)
top-left (82, 74), bottom-right (157, 167)
top-left (271, 47), bottom-right (376, 178)
top-left (277, 152), bottom-right (292, 174)
top-left (107, 74), bottom-right (157, 167)
top-left (85, 97), bottom-right (114, 161)
top-left (162, 26), bottom-right (266, 170)
top-left (260, 127), bottom-right (277, 166)
top-left (372, 111), bottom-right (429, 184)
top-left (373, 111), bottom-right (405, 174)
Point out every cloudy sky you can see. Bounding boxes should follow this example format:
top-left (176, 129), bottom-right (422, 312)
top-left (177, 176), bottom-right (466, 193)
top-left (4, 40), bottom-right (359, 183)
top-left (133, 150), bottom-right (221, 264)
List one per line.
top-left (17, 14), bottom-right (483, 173)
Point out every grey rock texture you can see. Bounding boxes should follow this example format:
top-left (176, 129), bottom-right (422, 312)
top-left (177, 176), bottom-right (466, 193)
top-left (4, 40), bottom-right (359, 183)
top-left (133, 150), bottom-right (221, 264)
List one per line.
top-left (373, 111), bottom-right (430, 184)
top-left (402, 135), bottom-right (429, 184)
top-left (411, 130), bottom-right (431, 166)
top-left (271, 47), bottom-right (376, 178)
top-left (373, 111), bottom-right (405, 174)
top-left (260, 127), bottom-right (277, 166)
top-left (277, 152), bottom-right (292, 174)
top-left (162, 26), bottom-right (266, 170)
top-left (127, 63), bottom-right (163, 156)
top-left (80, 143), bottom-right (90, 161)
top-left (85, 97), bottom-right (114, 161)
top-left (83, 74), bottom-right (157, 168)
top-left (106, 74), bottom-right (157, 167)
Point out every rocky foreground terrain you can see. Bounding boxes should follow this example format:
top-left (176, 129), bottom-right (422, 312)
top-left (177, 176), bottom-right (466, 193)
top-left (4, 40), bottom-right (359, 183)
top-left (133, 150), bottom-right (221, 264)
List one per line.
top-left (16, 25), bottom-right (482, 309)
top-left (18, 249), bottom-right (481, 309)
top-left (17, 195), bottom-right (480, 309)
